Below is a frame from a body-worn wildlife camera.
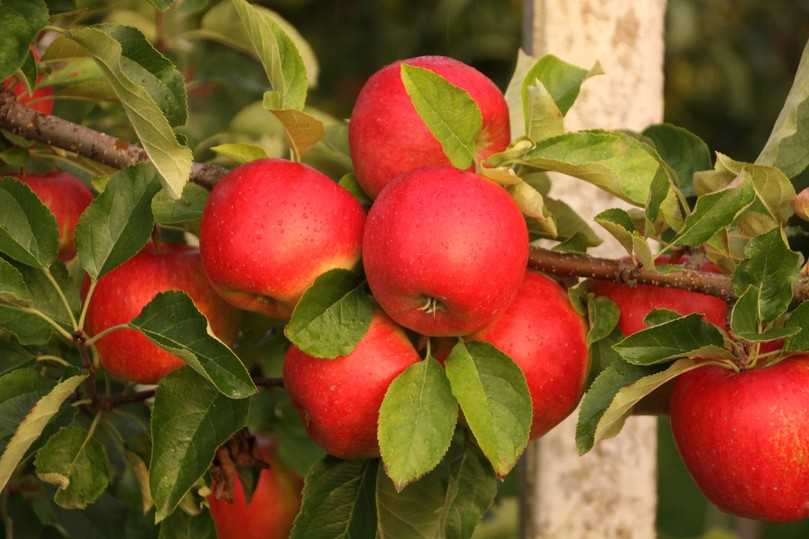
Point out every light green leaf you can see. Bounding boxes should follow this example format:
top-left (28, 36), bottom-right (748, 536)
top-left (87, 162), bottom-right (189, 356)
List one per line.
top-left (290, 458), bottom-right (378, 539)
top-left (521, 54), bottom-right (599, 116)
top-left (0, 257), bottom-right (31, 306)
top-left (151, 183), bottom-right (208, 230)
top-left (672, 180), bottom-right (756, 247)
top-left (444, 341), bottom-right (531, 477)
top-left (595, 208), bottom-right (637, 253)
top-left (508, 179), bottom-right (557, 237)
top-left (0, 0), bottom-right (48, 80)
top-left (65, 26), bottom-right (192, 197)
top-left (76, 164), bottom-right (161, 280)
top-left (230, 0), bottom-right (308, 110)
top-left (210, 143), bottom-right (268, 164)
top-left (150, 367), bottom-right (249, 522)
top-left (543, 197), bottom-right (602, 247)
top-left (504, 50), bottom-right (535, 141)
top-left (266, 107), bottom-right (325, 159)
top-left (642, 123), bottom-right (711, 197)
top-left (35, 425), bottom-right (110, 509)
top-left (715, 154), bottom-right (796, 224)
top-left (285, 270), bottom-right (374, 359)
top-left (400, 64), bottom-right (482, 170)
top-left (0, 177), bottom-right (59, 268)
top-left (158, 510), bottom-right (216, 539)
top-left (0, 372), bottom-right (86, 493)
top-left (378, 357), bottom-right (458, 490)
top-left (130, 291), bottom-right (256, 399)
top-left (785, 302), bottom-right (809, 353)
top-left (613, 313), bottom-right (728, 365)
top-left (522, 81), bottom-right (564, 142)
top-left (147, 0), bottom-right (176, 11)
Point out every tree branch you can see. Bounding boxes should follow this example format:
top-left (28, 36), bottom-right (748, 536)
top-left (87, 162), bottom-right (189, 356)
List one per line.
top-left (2, 89), bottom-right (808, 302)
top-left (0, 89), bottom-right (227, 188)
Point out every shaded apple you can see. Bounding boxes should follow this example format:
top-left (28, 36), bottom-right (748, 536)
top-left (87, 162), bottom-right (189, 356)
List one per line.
top-left (363, 166), bottom-right (528, 336)
top-left (13, 171), bottom-right (93, 261)
top-left (349, 55), bottom-right (510, 198)
top-left (670, 355), bottom-right (809, 522)
top-left (199, 159), bottom-right (366, 320)
top-left (471, 272), bottom-right (589, 438)
top-left (85, 243), bottom-right (239, 384)
top-left (283, 312), bottom-right (420, 459)
top-left (208, 439), bottom-right (302, 539)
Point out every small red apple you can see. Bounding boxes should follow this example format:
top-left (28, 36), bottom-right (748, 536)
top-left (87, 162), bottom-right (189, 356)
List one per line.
top-left (362, 166), bottom-right (528, 336)
top-left (3, 49), bottom-right (54, 115)
top-left (199, 159), bottom-right (366, 320)
top-left (349, 55), bottom-right (510, 198)
top-left (283, 312), bottom-right (420, 459)
top-left (471, 272), bottom-right (589, 438)
top-left (208, 439), bottom-right (302, 539)
top-left (670, 355), bottom-right (809, 522)
top-left (592, 255), bottom-right (729, 335)
top-left (85, 243), bottom-right (239, 384)
top-left (13, 171), bottom-right (93, 261)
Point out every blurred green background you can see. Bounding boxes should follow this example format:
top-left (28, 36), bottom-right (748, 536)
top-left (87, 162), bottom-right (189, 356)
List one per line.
top-left (46, 1), bottom-right (809, 538)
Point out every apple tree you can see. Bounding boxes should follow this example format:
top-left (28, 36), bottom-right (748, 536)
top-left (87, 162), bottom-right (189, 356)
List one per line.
top-left (0, 0), bottom-right (808, 537)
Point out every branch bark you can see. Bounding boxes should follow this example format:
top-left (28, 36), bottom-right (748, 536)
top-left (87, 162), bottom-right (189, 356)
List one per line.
top-left (1, 89), bottom-right (808, 302)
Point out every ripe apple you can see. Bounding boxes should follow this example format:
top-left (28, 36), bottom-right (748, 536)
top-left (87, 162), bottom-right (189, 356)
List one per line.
top-left (3, 49), bottom-right (54, 115)
top-left (349, 55), bottom-right (510, 198)
top-left (13, 171), bottom-right (93, 261)
top-left (208, 439), bottom-right (302, 539)
top-left (85, 243), bottom-right (239, 384)
top-left (199, 159), bottom-right (366, 320)
top-left (670, 354), bottom-right (809, 522)
top-left (471, 272), bottom-right (589, 438)
top-left (283, 312), bottom-right (420, 459)
top-left (592, 255), bottom-right (729, 335)
top-left (362, 166), bottom-right (528, 336)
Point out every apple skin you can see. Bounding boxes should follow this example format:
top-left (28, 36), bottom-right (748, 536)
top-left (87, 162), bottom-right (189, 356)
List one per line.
top-left (362, 166), bottom-right (528, 336)
top-left (13, 172), bottom-right (93, 261)
top-left (592, 256), bottom-right (729, 335)
top-left (208, 439), bottom-right (302, 539)
top-left (283, 312), bottom-right (420, 459)
top-left (349, 55), bottom-right (510, 198)
top-left (670, 355), bottom-right (809, 522)
top-left (199, 159), bottom-right (366, 320)
top-left (85, 243), bottom-right (239, 384)
top-left (471, 272), bottom-right (589, 439)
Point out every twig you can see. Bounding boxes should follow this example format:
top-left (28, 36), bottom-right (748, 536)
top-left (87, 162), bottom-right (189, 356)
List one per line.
top-left (0, 89), bottom-right (227, 188)
top-left (253, 376), bottom-right (285, 389)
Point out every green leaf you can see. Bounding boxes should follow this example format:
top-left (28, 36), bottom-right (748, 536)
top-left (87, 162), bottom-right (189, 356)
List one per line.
top-left (642, 123), bottom-right (711, 197)
top-left (210, 143), bottom-right (268, 164)
top-left (715, 154), bottom-right (796, 224)
top-left (400, 64), bottom-right (483, 170)
top-left (587, 295), bottom-right (620, 344)
top-left (730, 286), bottom-right (760, 337)
top-left (672, 180), bottom-right (756, 247)
top-left (35, 425), bottom-right (110, 509)
top-left (504, 50), bottom-right (536, 141)
top-left (0, 371), bottom-right (86, 493)
top-left (147, 0), bottom-right (176, 11)
top-left (644, 309), bottom-right (682, 327)
top-left (230, 0), bottom-right (308, 110)
top-left (522, 80), bottom-right (563, 142)
top-left (16, 263), bottom-right (78, 327)
top-left (613, 313), bottom-right (727, 365)
top-left (508, 179), bottom-right (556, 237)
top-left (338, 174), bottom-right (371, 206)
top-left (266, 107), bottom-right (326, 159)
top-left (543, 197), bottom-right (602, 247)
top-left (522, 54), bottom-right (599, 116)
top-left (757, 39), bottom-right (809, 178)
top-left (592, 359), bottom-right (716, 447)
top-left (0, 257), bottom-right (31, 306)
top-left (376, 433), bottom-right (497, 539)
top-left (0, 177), bottom-right (59, 268)
top-left (444, 341), bottom-right (531, 477)
top-left (158, 510), bottom-right (216, 539)
top-left (594, 208), bottom-right (637, 253)
top-left (732, 230), bottom-right (804, 324)
top-left (290, 458), bottom-right (378, 539)
top-left (378, 357), bottom-right (458, 490)
top-left (0, 305), bottom-right (53, 345)
top-left (0, 0), bottom-right (48, 80)
top-left (76, 164), bottom-right (161, 280)
top-left (285, 270), bottom-right (374, 359)
top-left (576, 359), bottom-right (653, 454)
top-left (785, 302), bottom-right (809, 353)
top-left (64, 26), bottom-right (192, 197)
top-left (130, 291), bottom-right (256, 399)
top-left (151, 183), bottom-right (208, 230)
top-left (150, 367), bottom-right (249, 522)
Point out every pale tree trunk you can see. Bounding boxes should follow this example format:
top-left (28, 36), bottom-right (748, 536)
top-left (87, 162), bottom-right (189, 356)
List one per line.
top-left (520, 1), bottom-right (666, 538)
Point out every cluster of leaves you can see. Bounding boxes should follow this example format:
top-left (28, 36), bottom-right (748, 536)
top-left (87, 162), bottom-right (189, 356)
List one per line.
top-left (1, 1), bottom-right (809, 539)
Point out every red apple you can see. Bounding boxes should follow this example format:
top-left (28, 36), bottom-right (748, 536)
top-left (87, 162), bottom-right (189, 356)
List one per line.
top-left (199, 159), bottom-right (366, 320)
top-left (3, 49), bottom-right (54, 115)
top-left (592, 255), bottom-right (729, 335)
top-left (85, 243), bottom-right (239, 384)
top-left (362, 166), bottom-right (528, 336)
top-left (349, 55), bottom-right (510, 198)
top-left (283, 312), bottom-right (420, 459)
top-left (208, 439), bottom-right (302, 539)
top-left (471, 272), bottom-right (589, 438)
top-left (670, 355), bottom-right (809, 522)
top-left (13, 171), bottom-right (93, 261)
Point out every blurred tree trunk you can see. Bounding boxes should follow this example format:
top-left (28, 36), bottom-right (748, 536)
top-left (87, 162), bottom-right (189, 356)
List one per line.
top-left (520, 1), bottom-right (666, 538)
